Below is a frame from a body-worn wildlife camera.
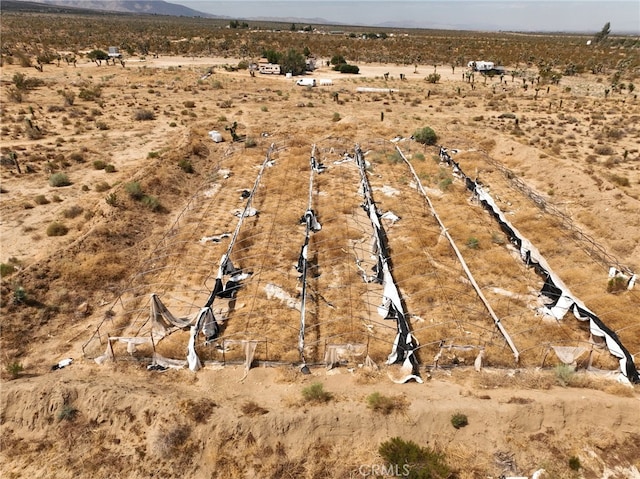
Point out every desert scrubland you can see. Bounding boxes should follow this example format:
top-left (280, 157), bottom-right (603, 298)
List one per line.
top-left (1, 8), bottom-right (639, 479)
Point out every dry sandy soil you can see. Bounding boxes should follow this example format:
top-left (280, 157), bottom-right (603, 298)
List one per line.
top-left (1, 55), bottom-right (640, 478)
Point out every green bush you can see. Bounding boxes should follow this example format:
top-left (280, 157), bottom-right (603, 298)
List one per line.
top-left (568, 456), bottom-right (581, 470)
top-left (125, 181), bottom-right (144, 200)
top-left (338, 63), bottom-right (360, 74)
top-left (34, 194), bottom-right (50, 205)
top-left (367, 392), bottom-right (400, 415)
top-left (426, 73), bottom-right (441, 83)
top-left (332, 112), bottom-right (341, 122)
top-left (0, 263), bottom-right (16, 276)
top-left (413, 126), bottom-right (438, 146)
top-left (63, 205), bottom-right (84, 219)
top-left (13, 285), bottom-right (27, 303)
top-left (57, 404), bottom-right (78, 422)
top-left (378, 437), bottom-right (450, 479)
top-left (301, 382), bottom-right (332, 403)
top-left (93, 160), bottom-right (107, 170)
top-left (451, 412), bottom-right (468, 429)
top-left (466, 237), bottom-right (479, 249)
top-left (95, 181), bottom-right (111, 192)
top-left (105, 192), bottom-right (118, 207)
top-left (49, 172), bottom-right (71, 187)
top-left (554, 364), bottom-right (575, 386)
top-left (5, 361), bottom-right (23, 379)
top-left (104, 164), bottom-right (116, 173)
top-left (46, 222), bottom-right (69, 236)
top-left (142, 195), bottom-right (162, 212)
top-left (178, 159), bottom-right (194, 173)
top-left (607, 276), bottom-right (627, 293)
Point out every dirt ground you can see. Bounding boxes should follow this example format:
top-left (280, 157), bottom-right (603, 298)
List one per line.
top-left (1, 54), bottom-right (639, 478)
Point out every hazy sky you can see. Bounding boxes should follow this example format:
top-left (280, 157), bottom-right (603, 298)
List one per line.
top-left (172, 1), bottom-right (640, 33)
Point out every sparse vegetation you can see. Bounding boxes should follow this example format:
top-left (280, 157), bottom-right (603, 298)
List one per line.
top-left (366, 392), bottom-right (407, 415)
top-left (451, 412), bottom-right (469, 429)
top-left (413, 126), bottom-right (438, 145)
top-left (5, 361), bottom-right (23, 379)
top-left (49, 173), bottom-right (71, 187)
top-left (378, 437), bottom-right (451, 479)
top-left (46, 221), bottom-right (69, 236)
top-left (301, 382), bottom-right (332, 403)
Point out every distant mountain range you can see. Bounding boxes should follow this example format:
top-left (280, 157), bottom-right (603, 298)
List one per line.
top-left (6, 0), bottom-right (223, 18)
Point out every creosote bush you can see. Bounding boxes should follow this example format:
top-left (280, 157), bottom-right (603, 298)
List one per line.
top-left (301, 382), bottom-right (332, 403)
top-left (46, 222), bottom-right (69, 236)
top-left (378, 437), bottom-right (450, 479)
top-left (134, 108), bottom-right (155, 121)
top-left (413, 126), bottom-right (438, 145)
top-left (366, 392), bottom-right (406, 415)
top-left (49, 172), bottom-right (71, 187)
top-left (451, 412), bottom-right (468, 429)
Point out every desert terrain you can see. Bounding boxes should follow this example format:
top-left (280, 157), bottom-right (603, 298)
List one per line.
top-left (1, 13), bottom-right (640, 479)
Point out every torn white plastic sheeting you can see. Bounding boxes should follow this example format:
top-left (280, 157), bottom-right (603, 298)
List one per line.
top-left (234, 207), bottom-right (258, 217)
top-left (52, 358), bottom-right (73, 370)
top-left (208, 130), bottom-right (223, 142)
top-left (381, 211), bottom-right (400, 224)
top-left (387, 355), bottom-right (423, 384)
top-left (265, 283), bottom-right (301, 310)
top-left (374, 185), bottom-right (400, 197)
top-left (324, 343), bottom-right (366, 369)
top-left (199, 233), bottom-right (231, 244)
top-left (552, 346), bottom-right (588, 364)
top-left (187, 325), bottom-right (201, 371)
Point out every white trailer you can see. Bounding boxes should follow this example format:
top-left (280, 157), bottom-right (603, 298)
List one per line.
top-left (468, 61), bottom-right (494, 71)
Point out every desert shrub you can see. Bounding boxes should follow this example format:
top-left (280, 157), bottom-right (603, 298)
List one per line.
top-left (568, 456), bottom-right (581, 470)
top-left (93, 160), bottom-right (107, 170)
top-left (554, 364), bottom-right (575, 386)
top-left (34, 194), bottom-right (50, 205)
top-left (57, 404), bottom-right (78, 422)
top-left (241, 401), bottom-right (269, 417)
top-left (183, 100), bottom-right (196, 108)
top-left (13, 286), bottom-right (27, 304)
top-left (59, 89), bottom-right (75, 106)
top-left (134, 109), bottom-right (155, 121)
top-left (332, 112), bottom-right (341, 122)
top-left (95, 181), bottom-right (110, 192)
top-left (178, 159), bottom-right (194, 173)
top-left (78, 85), bottom-right (102, 101)
top-left (0, 263), bottom-right (16, 276)
top-left (105, 192), bottom-right (118, 207)
top-left (426, 73), bottom-right (441, 83)
top-left (104, 164), bottom-right (116, 173)
top-left (5, 361), bottom-right (23, 379)
top-left (451, 412), bottom-right (468, 429)
top-left (125, 181), bottom-right (144, 200)
top-left (301, 382), bottom-right (332, 403)
top-left (412, 152), bottom-right (425, 161)
top-left (245, 137), bottom-right (257, 148)
top-left (593, 145), bottom-right (613, 155)
top-left (413, 126), bottom-right (438, 145)
top-left (366, 392), bottom-right (406, 415)
top-left (151, 423), bottom-right (191, 457)
top-left (338, 63), bottom-right (359, 74)
top-left (46, 222), bottom-right (69, 236)
top-left (63, 205), bottom-right (84, 219)
top-left (95, 120), bottom-right (109, 131)
top-left (69, 152), bottom-right (85, 163)
top-left (142, 195), bottom-right (161, 212)
top-left (378, 437), bottom-right (450, 479)
top-left (49, 172), bottom-right (71, 187)
top-left (607, 275), bottom-right (627, 293)
top-left (180, 398), bottom-right (217, 424)
top-left (607, 173), bottom-right (630, 187)
top-left (466, 237), bottom-right (479, 249)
